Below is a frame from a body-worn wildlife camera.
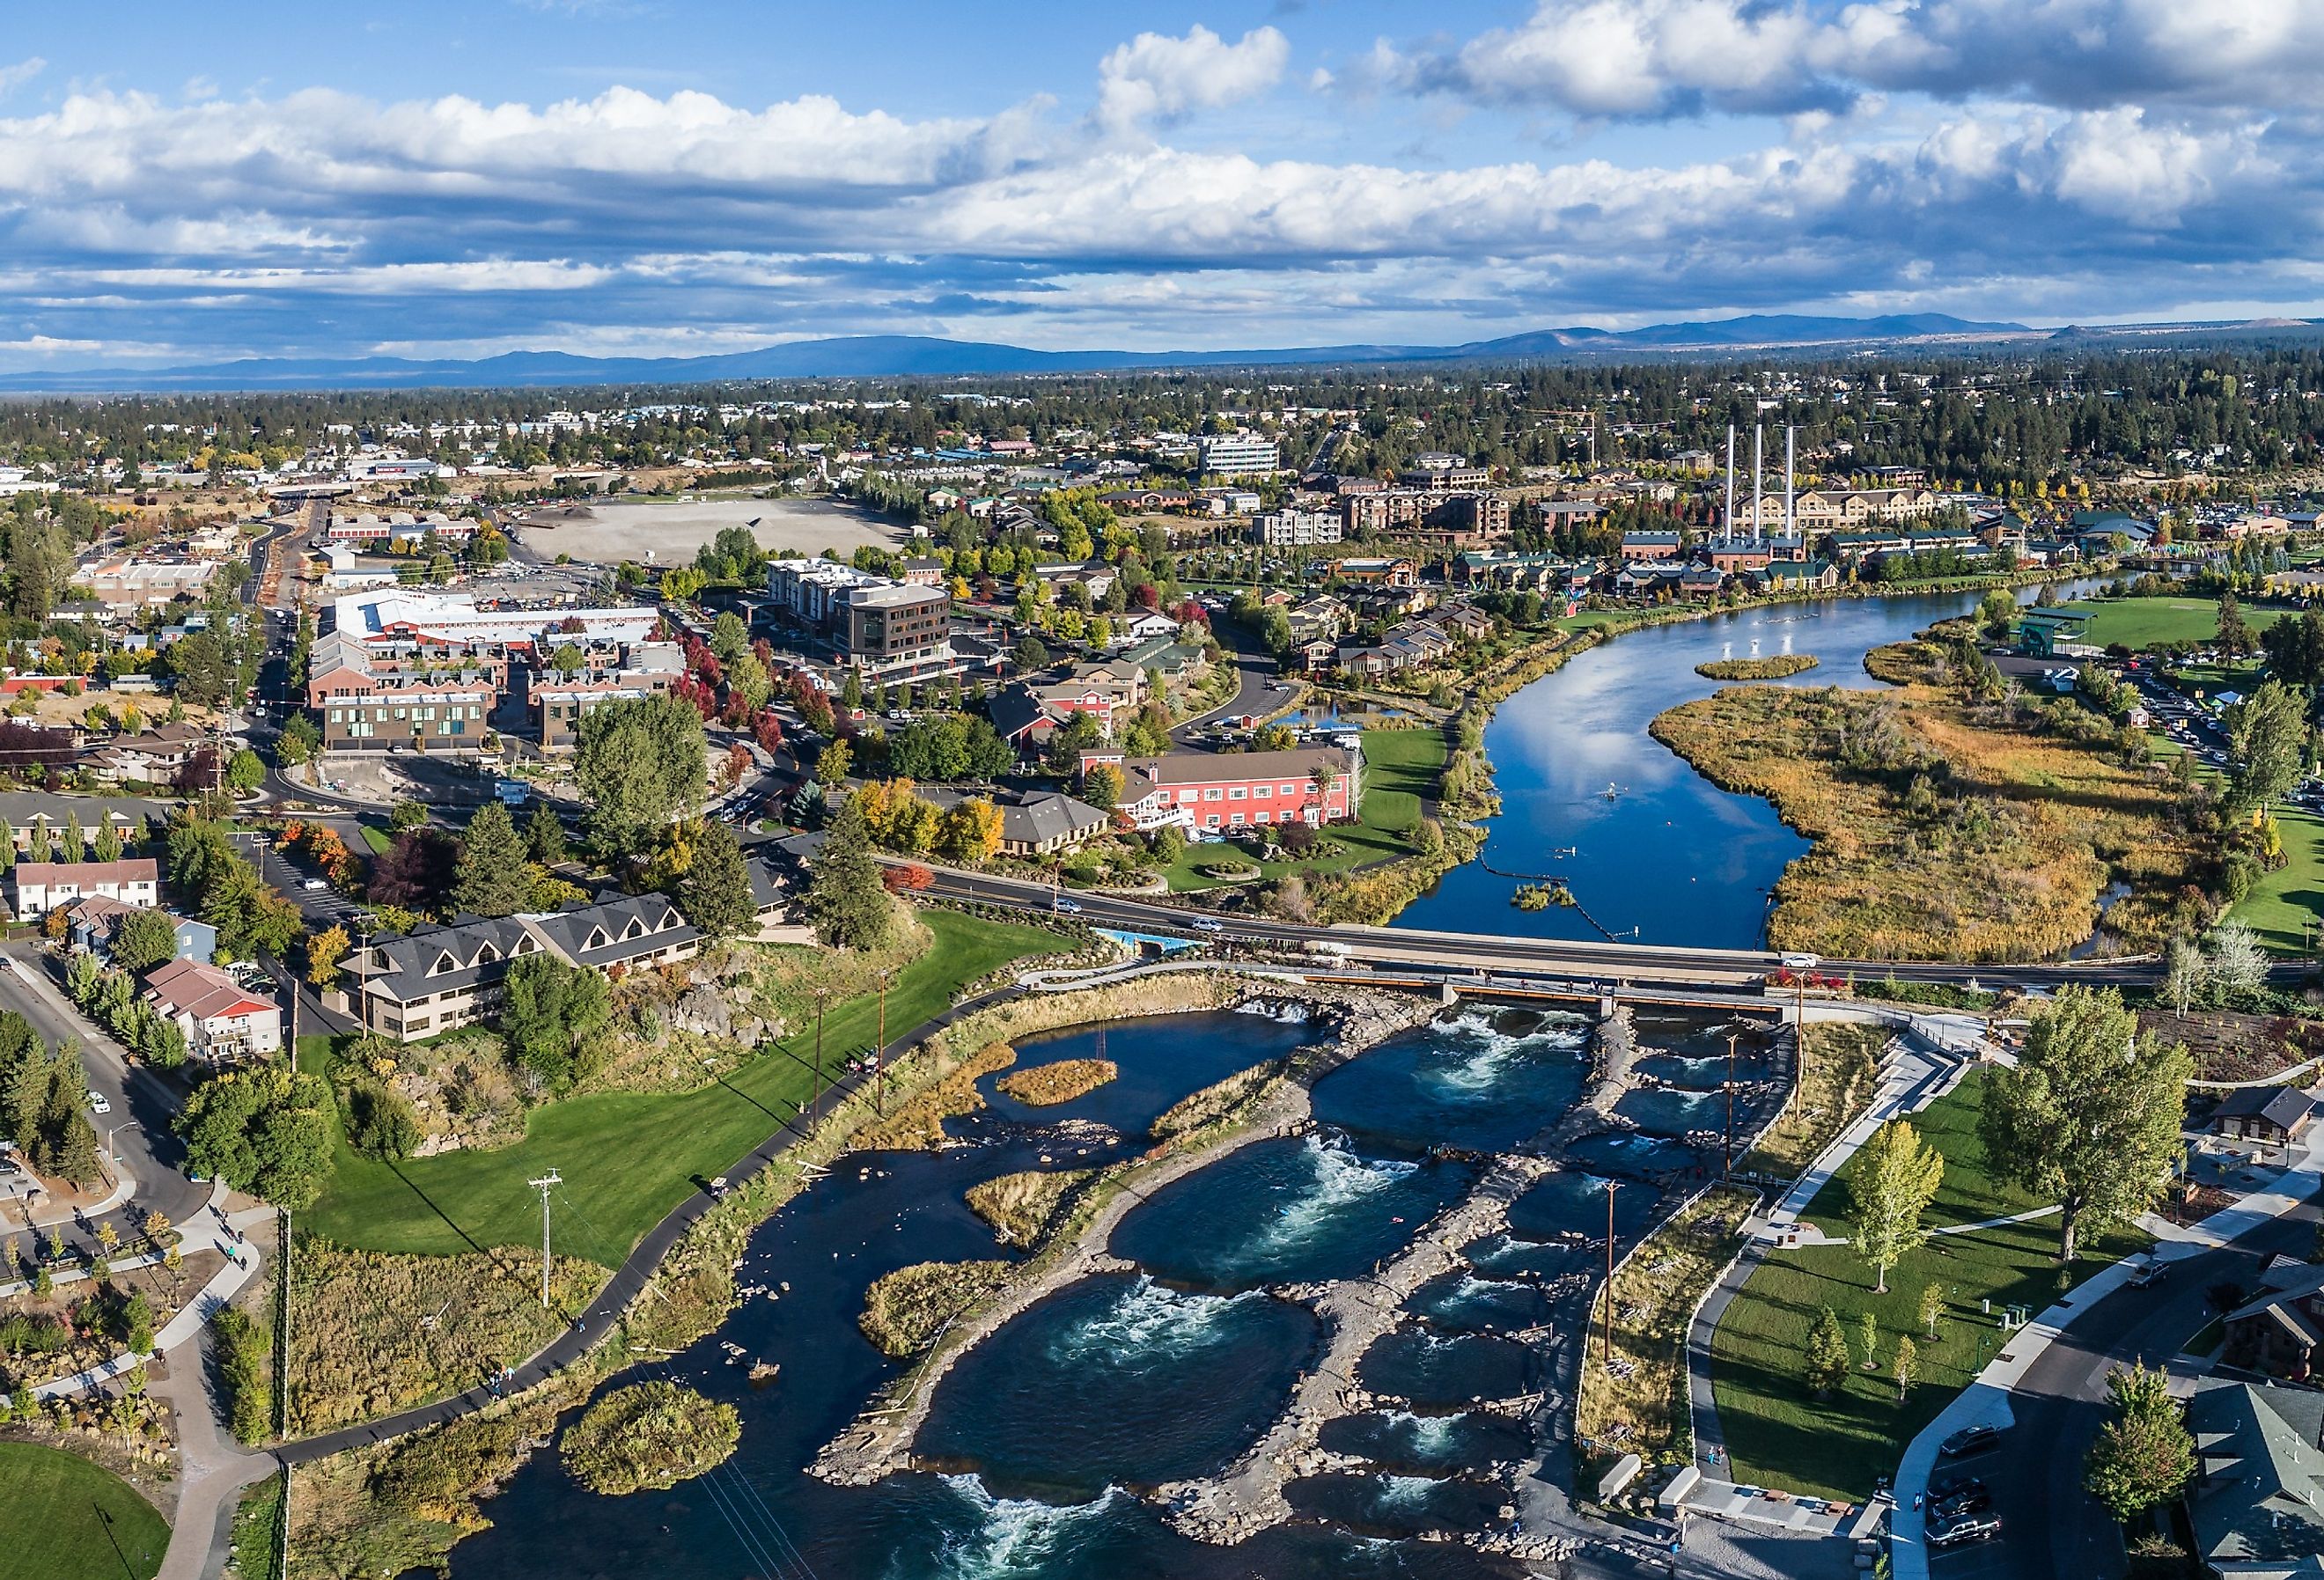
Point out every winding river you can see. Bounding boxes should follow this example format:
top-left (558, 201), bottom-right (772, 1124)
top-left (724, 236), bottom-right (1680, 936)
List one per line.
top-left (1392, 582), bottom-right (2100, 948)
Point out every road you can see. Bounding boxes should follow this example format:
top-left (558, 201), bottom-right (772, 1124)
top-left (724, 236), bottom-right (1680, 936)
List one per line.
top-left (0, 941), bottom-right (211, 1249)
top-left (1943, 1200), bottom-right (2318, 1580)
top-left (1172, 620), bottom-right (1291, 740)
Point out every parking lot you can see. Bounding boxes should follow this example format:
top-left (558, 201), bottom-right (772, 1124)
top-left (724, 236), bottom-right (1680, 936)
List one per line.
top-left (1925, 1428), bottom-right (2008, 1579)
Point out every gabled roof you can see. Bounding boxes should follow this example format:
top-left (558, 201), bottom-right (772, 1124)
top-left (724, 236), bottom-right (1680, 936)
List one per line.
top-left (2217, 1087), bottom-right (2316, 1131)
top-left (144, 957), bottom-right (274, 1023)
top-left (363, 915), bottom-right (538, 1003)
top-left (526, 893), bottom-right (699, 970)
top-left (13, 858), bottom-right (158, 889)
top-left (2188, 1380), bottom-right (2324, 1569)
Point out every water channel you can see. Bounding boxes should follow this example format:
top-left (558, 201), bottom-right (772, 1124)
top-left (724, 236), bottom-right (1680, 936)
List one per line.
top-left (1393, 583), bottom-right (2099, 948)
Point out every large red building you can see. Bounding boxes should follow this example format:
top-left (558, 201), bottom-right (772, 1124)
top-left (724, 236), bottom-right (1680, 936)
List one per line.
top-left (1084, 746), bottom-right (1360, 834)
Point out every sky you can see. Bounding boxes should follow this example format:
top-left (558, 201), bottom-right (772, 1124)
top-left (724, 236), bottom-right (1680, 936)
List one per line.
top-left (2, 0), bottom-right (2322, 370)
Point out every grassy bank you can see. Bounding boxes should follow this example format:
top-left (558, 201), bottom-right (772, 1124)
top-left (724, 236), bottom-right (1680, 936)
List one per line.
top-left (1710, 1071), bottom-right (2149, 1500)
top-left (1739, 1023), bottom-right (1885, 1179)
top-left (1696, 653), bottom-right (1820, 680)
top-left (1651, 643), bottom-right (2210, 959)
top-left (0, 1442), bottom-right (169, 1580)
top-left (298, 908), bottom-right (1056, 1259)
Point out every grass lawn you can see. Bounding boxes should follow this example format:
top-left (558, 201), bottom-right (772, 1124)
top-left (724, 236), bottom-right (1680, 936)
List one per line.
top-left (357, 825), bottom-right (392, 856)
top-left (2052, 596), bottom-right (2285, 650)
top-left (298, 908), bottom-right (1055, 1260)
top-left (0, 1443), bottom-right (168, 1580)
top-left (2146, 732), bottom-right (2323, 958)
top-left (1710, 1070), bottom-right (2150, 1500)
top-left (1162, 726), bottom-right (1446, 892)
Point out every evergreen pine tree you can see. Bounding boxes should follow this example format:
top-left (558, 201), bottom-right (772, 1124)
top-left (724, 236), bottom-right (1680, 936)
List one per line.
top-left (1805, 1305), bottom-right (1851, 1398)
top-left (0, 819), bottom-right (16, 873)
top-left (680, 822), bottom-right (754, 940)
top-left (53, 1111), bottom-right (100, 1188)
top-left (451, 802), bottom-right (533, 918)
top-left (526, 800), bottom-right (567, 866)
top-left (805, 798), bottom-right (894, 951)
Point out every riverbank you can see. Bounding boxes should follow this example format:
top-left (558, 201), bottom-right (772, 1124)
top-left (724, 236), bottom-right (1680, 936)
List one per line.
top-left (807, 981), bottom-right (1443, 1488)
top-left (1648, 636), bottom-right (2213, 959)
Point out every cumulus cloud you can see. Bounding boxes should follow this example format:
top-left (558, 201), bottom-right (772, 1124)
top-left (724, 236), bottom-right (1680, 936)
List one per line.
top-left (1093, 25), bottom-right (1290, 133)
top-left (0, 57), bottom-right (45, 96)
top-left (0, 75), bottom-right (2314, 367)
top-left (1396, 0), bottom-right (2324, 119)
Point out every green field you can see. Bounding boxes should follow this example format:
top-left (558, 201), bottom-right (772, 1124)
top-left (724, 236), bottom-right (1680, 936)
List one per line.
top-left (1710, 1071), bottom-right (2148, 1500)
top-left (2146, 731), bottom-right (2322, 957)
top-left (0, 1443), bottom-right (169, 1580)
top-left (1162, 726), bottom-right (1445, 891)
top-left (2050, 596), bottom-right (2286, 650)
top-left (298, 908), bottom-right (1055, 1259)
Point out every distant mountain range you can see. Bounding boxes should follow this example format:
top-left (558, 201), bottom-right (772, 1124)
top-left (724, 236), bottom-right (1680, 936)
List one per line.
top-left (4, 312), bottom-right (2320, 393)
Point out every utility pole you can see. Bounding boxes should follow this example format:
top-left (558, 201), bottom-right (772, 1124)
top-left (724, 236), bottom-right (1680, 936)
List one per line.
top-left (812, 993), bottom-right (826, 1128)
top-left (1602, 1180), bottom-right (1619, 1367)
top-left (529, 1170), bottom-right (562, 1309)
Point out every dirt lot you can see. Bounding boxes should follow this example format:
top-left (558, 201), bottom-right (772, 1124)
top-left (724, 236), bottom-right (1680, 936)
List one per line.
top-left (509, 496), bottom-right (901, 566)
top-left (2139, 1006), bottom-right (2324, 1084)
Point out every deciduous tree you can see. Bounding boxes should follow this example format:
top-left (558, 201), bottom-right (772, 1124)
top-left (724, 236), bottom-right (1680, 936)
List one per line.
top-left (1848, 1119), bottom-right (1945, 1295)
top-left (2084, 1363), bottom-right (2195, 1523)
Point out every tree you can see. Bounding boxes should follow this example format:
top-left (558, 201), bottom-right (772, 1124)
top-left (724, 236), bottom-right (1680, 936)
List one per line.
top-left (1848, 1119), bottom-right (1945, 1294)
top-left (813, 738), bottom-right (853, 789)
top-left (225, 748), bottom-right (265, 794)
top-left (1013, 635), bottom-right (1049, 672)
top-left (2162, 931), bottom-right (2204, 1016)
top-left (934, 797), bottom-right (1004, 866)
top-left (710, 610), bottom-right (748, 665)
top-left (680, 822), bottom-right (754, 940)
top-left (389, 799), bottom-right (430, 834)
top-left (1976, 589), bottom-right (2017, 642)
top-left (452, 802), bottom-right (533, 918)
top-left (526, 800), bottom-right (567, 866)
top-left (1980, 987), bottom-right (2194, 1263)
top-left (1919, 1282), bottom-right (1946, 1339)
top-left (1081, 762), bottom-right (1124, 812)
top-left (110, 908), bottom-right (181, 974)
top-left (92, 821), bottom-right (121, 863)
top-left (2207, 919), bottom-right (2268, 998)
top-left (1805, 1305), bottom-right (1851, 1398)
top-left (1893, 1334), bottom-right (1917, 1401)
top-left (2261, 606), bottom-right (2324, 688)
top-left (573, 694), bottom-right (707, 862)
top-left (2217, 591), bottom-right (2255, 658)
top-left (805, 797), bottom-right (894, 951)
top-left (1855, 1311), bottom-right (1879, 1371)
top-left (175, 1067), bottom-right (336, 1209)
top-left (2226, 679), bottom-right (2308, 812)
top-left (57, 813), bottom-right (82, 864)
top-left (368, 827), bottom-right (459, 914)
top-left (276, 712), bottom-right (320, 768)
top-left (2084, 1363), bottom-right (2195, 1523)
top-left (500, 953), bottom-right (611, 1092)
top-left (305, 924), bottom-right (349, 989)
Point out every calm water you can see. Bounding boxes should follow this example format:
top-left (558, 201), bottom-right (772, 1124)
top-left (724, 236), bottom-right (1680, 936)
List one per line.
top-left (1392, 584), bottom-right (2095, 947)
top-left (445, 1006), bottom-right (1767, 1580)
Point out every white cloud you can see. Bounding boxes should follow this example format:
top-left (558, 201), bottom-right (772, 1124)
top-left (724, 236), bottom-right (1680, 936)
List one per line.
top-left (0, 57), bottom-right (45, 96)
top-left (1093, 25), bottom-right (1290, 133)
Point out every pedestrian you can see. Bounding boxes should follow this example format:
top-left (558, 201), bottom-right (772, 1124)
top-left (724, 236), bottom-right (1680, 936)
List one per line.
top-left (1912, 1493), bottom-right (1923, 1513)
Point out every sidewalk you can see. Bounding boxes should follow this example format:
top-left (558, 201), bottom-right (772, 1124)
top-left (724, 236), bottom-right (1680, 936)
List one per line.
top-left (33, 1198), bottom-right (267, 1400)
top-left (1886, 1133), bottom-right (2324, 1580)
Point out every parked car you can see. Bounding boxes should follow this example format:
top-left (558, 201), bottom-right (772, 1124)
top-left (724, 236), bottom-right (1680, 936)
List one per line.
top-left (2129, 1258), bottom-right (2171, 1289)
top-left (1929, 1514), bottom-right (2002, 1548)
top-left (303, 878), bottom-right (329, 891)
top-left (1939, 1423), bottom-right (2004, 1459)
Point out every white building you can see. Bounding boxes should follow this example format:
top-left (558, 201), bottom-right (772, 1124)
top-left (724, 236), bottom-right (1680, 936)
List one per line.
top-left (1197, 435), bottom-right (1281, 476)
top-left (143, 958), bottom-right (283, 1062)
top-left (11, 858), bottom-right (161, 919)
top-left (1254, 510), bottom-right (1343, 547)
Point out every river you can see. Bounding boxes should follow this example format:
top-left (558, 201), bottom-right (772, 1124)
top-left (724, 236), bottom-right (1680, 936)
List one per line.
top-left (445, 1003), bottom-right (1770, 1580)
top-left (1392, 582), bottom-right (2099, 949)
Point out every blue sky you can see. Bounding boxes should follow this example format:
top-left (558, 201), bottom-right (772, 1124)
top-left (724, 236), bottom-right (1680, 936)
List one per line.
top-left (2, 0), bottom-right (2321, 368)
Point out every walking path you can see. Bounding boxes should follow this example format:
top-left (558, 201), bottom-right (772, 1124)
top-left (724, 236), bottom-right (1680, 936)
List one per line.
top-left (1886, 1130), bottom-right (2324, 1580)
top-left (1686, 1015), bottom-right (1967, 1473)
top-left (33, 1200), bottom-right (268, 1400)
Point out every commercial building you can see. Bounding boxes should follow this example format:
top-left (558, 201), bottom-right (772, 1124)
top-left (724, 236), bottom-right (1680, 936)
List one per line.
top-left (320, 676), bottom-right (496, 752)
top-left (330, 590), bottom-right (658, 650)
top-left (1196, 435), bottom-right (1281, 476)
top-left (1085, 746), bottom-right (1359, 833)
top-left (766, 561), bottom-right (952, 685)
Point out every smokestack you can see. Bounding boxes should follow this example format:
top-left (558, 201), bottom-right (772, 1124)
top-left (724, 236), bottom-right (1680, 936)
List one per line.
top-left (1753, 424), bottom-right (1763, 543)
top-left (1785, 425), bottom-right (1796, 548)
top-left (1725, 424), bottom-right (1736, 536)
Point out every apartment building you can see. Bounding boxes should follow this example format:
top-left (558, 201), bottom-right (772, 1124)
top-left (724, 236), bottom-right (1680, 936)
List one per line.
top-left (1254, 509), bottom-right (1342, 547)
top-left (1195, 435), bottom-right (1280, 475)
top-left (529, 643), bottom-right (683, 751)
top-left (143, 958), bottom-right (283, 1062)
top-left (320, 675), bottom-right (496, 751)
top-left (1085, 746), bottom-right (1359, 833)
top-left (12, 858), bottom-right (161, 918)
top-left (766, 561), bottom-right (952, 684)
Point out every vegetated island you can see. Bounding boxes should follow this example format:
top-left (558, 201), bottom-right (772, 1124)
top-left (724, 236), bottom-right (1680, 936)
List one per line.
top-left (1695, 653), bottom-right (1820, 680)
top-left (860, 1260), bottom-right (1016, 1356)
top-left (1649, 632), bottom-right (2211, 960)
top-left (559, 1381), bottom-right (740, 1496)
top-left (968, 1167), bottom-right (1100, 1247)
top-left (994, 1058), bottom-right (1119, 1106)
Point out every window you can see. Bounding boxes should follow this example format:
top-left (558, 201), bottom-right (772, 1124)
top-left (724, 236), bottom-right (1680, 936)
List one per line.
top-left (1203, 813), bottom-right (1221, 827)
top-left (1253, 784), bottom-right (1271, 798)
top-left (1279, 783), bottom-right (1299, 795)
top-left (1228, 787), bottom-right (1247, 800)
top-left (1202, 788), bottom-right (1222, 802)
top-left (1229, 812), bottom-right (1245, 826)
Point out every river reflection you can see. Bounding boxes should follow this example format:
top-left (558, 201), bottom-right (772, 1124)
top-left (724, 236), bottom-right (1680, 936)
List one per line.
top-left (1393, 584), bottom-right (2094, 947)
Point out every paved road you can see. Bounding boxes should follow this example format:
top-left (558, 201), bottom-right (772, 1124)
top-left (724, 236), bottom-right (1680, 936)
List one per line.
top-left (0, 941), bottom-right (211, 1250)
top-left (1957, 1202), bottom-right (2318, 1580)
top-left (1172, 621), bottom-right (1291, 739)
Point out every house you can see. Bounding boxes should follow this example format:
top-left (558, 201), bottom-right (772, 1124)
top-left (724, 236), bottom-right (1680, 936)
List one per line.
top-left (922, 788), bottom-right (1110, 857)
top-left (143, 957), bottom-right (282, 1062)
top-left (985, 685), bottom-right (1061, 757)
top-left (1433, 605), bottom-right (1496, 643)
top-left (64, 896), bottom-right (214, 964)
top-left (1335, 557), bottom-right (1419, 587)
top-left (2212, 1087), bottom-right (2317, 1150)
top-left (11, 858), bottom-right (160, 919)
top-left (1116, 611), bottom-right (1180, 643)
top-left (2223, 1263), bottom-right (2324, 1382)
top-left (1089, 746), bottom-right (1359, 834)
top-left (1118, 636), bottom-right (1212, 686)
top-left (2184, 1378), bottom-right (2324, 1577)
top-left (898, 557), bottom-right (947, 587)
top-left (83, 724), bottom-right (212, 784)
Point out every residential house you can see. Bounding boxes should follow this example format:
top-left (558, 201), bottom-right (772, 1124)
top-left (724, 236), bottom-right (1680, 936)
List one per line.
top-left (1334, 557), bottom-right (1419, 587)
top-left (922, 787), bottom-right (1110, 858)
top-left (1116, 611), bottom-right (1180, 643)
top-left (84, 724), bottom-right (212, 784)
top-left (11, 857), bottom-right (160, 919)
top-left (143, 957), bottom-right (282, 1062)
top-left (1087, 746), bottom-right (1359, 834)
top-left (2223, 1263), bottom-right (2324, 1382)
top-left (2184, 1378), bottom-right (2324, 1577)
top-left (65, 896), bottom-right (214, 963)
top-left (1118, 635), bottom-right (1212, 687)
